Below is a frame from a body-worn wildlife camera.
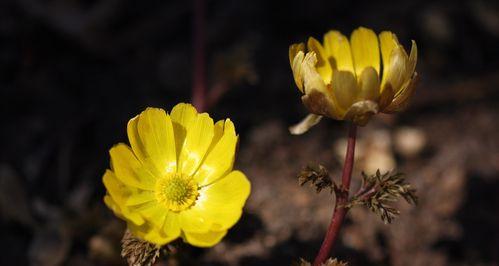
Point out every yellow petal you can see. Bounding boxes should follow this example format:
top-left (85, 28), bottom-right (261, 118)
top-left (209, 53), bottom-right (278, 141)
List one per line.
top-left (128, 220), bottom-right (180, 245)
top-left (379, 31), bottom-right (399, 79)
top-left (307, 37), bottom-right (333, 83)
top-left (104, 195), bottom-right (121, 217)
top-left (301, 52), bottom-right (328, 95)
top-left (384, 41), bottom-right (417, 110)
top-left (289, 114), bottom-right (322, 135)
top-left (128, 108), bottom-right (177, 176)
top-left (103, 196), bottom-right (125, 223)
top-left (358, 67), bottom-right (380, 101)
top-left (178, 208), bottom-right (212, 233)
top-left (103, 170), bottom-right (129, 205)
top-left (193, 119), bottom-right (238, 186)
top-left (178, 113), bottom-right (214, 177)
top-left (331, 70), bottom-right (359, 111)
top-left (132, 203), bottom-right (167, 229)
top-left (162, 211), bottom-right (181, 238)
top-left (323, 31), bottom-right (354, 72)
top-left (299, 52), bottom-right (344, 118)
top-left (103, 168), bottom-right (155, 215)
top-left (382, 46), bottom-right (408, 94)
top-left (109, 144), bottom-right (156, 190)
top-left (350, 27), bottom-right (380, 77)
top-left (291, 51), bottom-right (306, 92)
top-left (206, 119), bottom-right (225, 154)
top-left (300, 53), bottom-right (345, 119)
top-left (384, 74), bottom-right (418, 113)
top-left (126, 115), bottom-right (143, 157)
top-left (289, 43), bottom-right (305, 66)
top-left (170, 103), bottom-right (198, 160)
top-left (103, 191), bottom-right (145, 226)
top-left (405, 40), bottom-right (418, 82)
top-left (182, 230), bottom-right (227, 248)
top-left (183, 170), bottom-right (250, 232)
top-left (125, 190), bottom-right (155, 206)
top-left (378, 85), bottom-right (395, 111)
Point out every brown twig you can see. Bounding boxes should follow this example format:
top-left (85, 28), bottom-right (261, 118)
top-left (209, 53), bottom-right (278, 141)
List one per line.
top-left (313, 123), bottom-right (357, 266)
top-left (192, 0), bottom-right (206, 112)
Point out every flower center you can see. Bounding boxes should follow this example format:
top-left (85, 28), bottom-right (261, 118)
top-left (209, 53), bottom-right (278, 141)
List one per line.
top-left (155, 174), bottom-right (199, 212)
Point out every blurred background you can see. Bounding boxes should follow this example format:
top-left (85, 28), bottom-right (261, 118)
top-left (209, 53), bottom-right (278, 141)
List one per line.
top-left (1, 0), bottom-right (498, 265)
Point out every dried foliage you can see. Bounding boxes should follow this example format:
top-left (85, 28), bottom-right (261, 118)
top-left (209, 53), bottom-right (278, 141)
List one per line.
top-left (296, 257), bottom-right (348, 266)
top-left (121, 230), bottom-right (161, 266)
top-left (350, 170), bottom-right (418, 223)
top-left (298, 164), bottom-right (335, 193)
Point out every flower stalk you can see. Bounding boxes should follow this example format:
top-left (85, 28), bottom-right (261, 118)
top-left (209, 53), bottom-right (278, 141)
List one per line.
top-left (192, 0), bottom-right (206, 112)
top-left (313, 123), bottom-right (357, 266)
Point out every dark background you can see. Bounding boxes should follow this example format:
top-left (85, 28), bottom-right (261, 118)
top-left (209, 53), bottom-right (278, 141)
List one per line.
top-left (1, 0), bottom-right (498, 265)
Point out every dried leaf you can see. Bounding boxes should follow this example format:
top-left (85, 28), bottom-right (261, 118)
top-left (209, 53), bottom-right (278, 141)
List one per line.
top-left (351, 170), bottom-right (418, 223)
top-left (298, 164), bottom-right (334, 193)
top-left (121, 230), bottom-right (160, 266)
top-left (296, 257), bottom-right (348, 266)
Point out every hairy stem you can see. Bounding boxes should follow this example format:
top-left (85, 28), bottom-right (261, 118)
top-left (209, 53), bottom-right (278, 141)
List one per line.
top-left (313, 123), bottom-right (357, 266)
top-left (192, 0), bottom-right (206, 112)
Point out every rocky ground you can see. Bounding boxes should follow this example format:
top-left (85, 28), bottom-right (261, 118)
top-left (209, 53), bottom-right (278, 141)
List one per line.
top-left (1, 0), bottom-right (498, 265)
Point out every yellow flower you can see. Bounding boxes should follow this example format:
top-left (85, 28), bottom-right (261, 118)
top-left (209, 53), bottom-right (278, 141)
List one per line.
top-left (103, 103), bottom-right (251, 247)
top-left (289, 27), bottom-right (418, 132)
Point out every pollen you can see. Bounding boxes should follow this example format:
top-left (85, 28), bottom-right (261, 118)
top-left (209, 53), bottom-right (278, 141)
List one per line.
top-left (155, 174), bottom-right (199, 212)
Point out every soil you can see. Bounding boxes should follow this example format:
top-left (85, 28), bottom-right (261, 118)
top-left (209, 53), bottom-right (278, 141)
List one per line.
top-left (1, 0), bottom-right (498, 265)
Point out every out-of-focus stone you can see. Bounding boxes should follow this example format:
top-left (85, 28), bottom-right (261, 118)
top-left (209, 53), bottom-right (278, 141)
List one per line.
top-left (89, 235), bottom-right (115, 262)
top-left (28, 224), bottom-right (71, 266)
top-left (363, 130), bottom-right (396, 174)
top-left (394, 127), bottom-right (427, 158)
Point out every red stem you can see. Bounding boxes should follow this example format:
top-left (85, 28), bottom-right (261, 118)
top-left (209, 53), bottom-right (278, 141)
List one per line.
top-left (192, 0), bottom-right (206, 112)
top-left (313, 123), bottom-right (357, 266)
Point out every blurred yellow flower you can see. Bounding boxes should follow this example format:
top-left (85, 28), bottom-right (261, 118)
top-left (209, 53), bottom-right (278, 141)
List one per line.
top-left (103, 103), bottom-right (250, 247)
top-left (289, 27), bottom-right (418, 131)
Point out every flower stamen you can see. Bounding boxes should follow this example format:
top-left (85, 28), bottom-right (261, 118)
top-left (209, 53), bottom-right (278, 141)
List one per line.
top-left (155, 174), bottom-right (199, 212)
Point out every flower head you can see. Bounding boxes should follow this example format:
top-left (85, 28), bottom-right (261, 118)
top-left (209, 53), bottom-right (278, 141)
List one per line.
top-left (289, 27), bottom-right (418, 129)
top-left (103, 103), bottom-right (251, 247)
